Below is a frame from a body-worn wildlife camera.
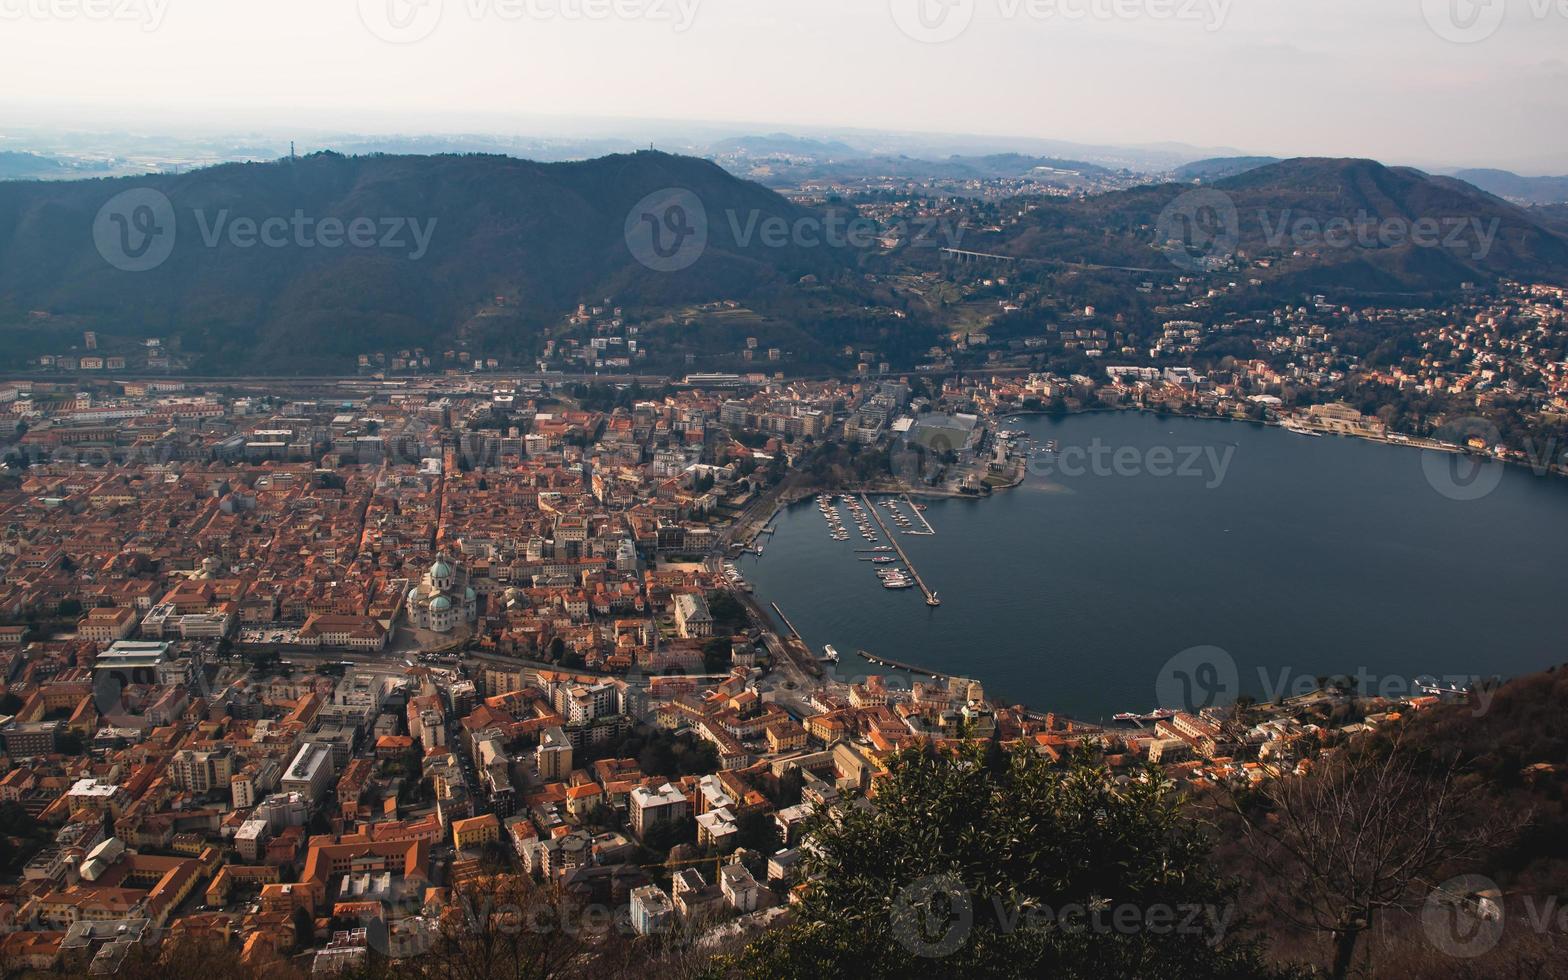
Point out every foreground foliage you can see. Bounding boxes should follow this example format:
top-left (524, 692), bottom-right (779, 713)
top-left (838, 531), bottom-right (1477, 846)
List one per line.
top-left (730, 743), bottom-right (1286, 979)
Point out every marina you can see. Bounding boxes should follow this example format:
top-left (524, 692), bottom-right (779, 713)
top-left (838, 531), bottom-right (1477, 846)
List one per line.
top-left (721, 561), bottom-right (754, 592)
top-left (817, 492), bottom-right (923, 591)
top-left (902, 494), bottom-right (937, 535)
top-left (740, 412), bottom-right (1568, 720)
top-left (861, 493), bottom-right (942, 607)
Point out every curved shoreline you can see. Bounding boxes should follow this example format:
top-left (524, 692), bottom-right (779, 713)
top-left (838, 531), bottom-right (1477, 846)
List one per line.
top-left (988, 405), bottom-right (1568, 483)
top-left (735, 403), bottom-right (1565, 550)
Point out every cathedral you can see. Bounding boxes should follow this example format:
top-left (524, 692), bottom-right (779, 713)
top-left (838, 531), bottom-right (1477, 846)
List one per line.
top-left (406, 558), bottom-right (478, 634)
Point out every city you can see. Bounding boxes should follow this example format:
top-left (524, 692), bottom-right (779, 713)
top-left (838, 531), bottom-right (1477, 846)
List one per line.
top-left (0, 321), bottom-right (1561, 972)
top-left (3, 0), bottom-right (1568, 976)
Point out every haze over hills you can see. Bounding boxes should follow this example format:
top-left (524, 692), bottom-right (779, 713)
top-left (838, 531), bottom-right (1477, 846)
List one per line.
top-left (0, 152), bottom-right (71, 180)
top-left (1450, 168), bottom-right (1568, 206)
top-left (974, 158), bottom-right (1568, 297)
top-left (1173, 156), bottom-right (1282, 182)
top-left (710, 134), bottom-right (860, 158)
top-left (0, 120), bottom-right (1256, 181)
top-left (732, 151), bottom-right (1120, 193)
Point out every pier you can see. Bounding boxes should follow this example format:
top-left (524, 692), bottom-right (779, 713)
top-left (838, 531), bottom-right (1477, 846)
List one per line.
top-left (861, 493), bottom-right (941, 606)
top-left (902, 494), bottom-right (937, 535)
top-left (858, 649), bottom-right (949, 680)
top-left (734, 590), bottom-right (819, 678)
top-left (770, 601), bottom-right (803, 640)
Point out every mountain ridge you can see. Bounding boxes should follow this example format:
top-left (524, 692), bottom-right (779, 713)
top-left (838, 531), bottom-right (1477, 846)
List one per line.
top-left (976, 157), bottom-right (1568, 296)
top-left (0, 151), bottom-right (854, 371)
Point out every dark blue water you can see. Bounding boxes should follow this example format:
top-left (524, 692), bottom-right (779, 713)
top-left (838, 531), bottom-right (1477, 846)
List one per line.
top-left (737, 412), bottom-right (1568, 720)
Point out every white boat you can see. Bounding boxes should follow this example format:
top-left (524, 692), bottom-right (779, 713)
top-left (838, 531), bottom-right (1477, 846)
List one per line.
top-left (1112, 708), bottom-right (1179, 723)
top-left (822, 644), bottom-right (840, 663)
top-left (1282, 420), bottom-right (1324, 437)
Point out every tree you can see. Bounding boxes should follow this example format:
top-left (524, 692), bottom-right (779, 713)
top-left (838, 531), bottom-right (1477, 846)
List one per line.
top-left (1218, 736), bottom-right (1506, 979)
top-left (701, 637), bottom-right (733, 674)
top-left (292, 905), bottom-right (316, 952)
top-left (106, 935), bottom-right (257, 980)
top-left (733, 743), bottom-right (1282, 979)
top-left (391, 874), bottom-right (604, 980)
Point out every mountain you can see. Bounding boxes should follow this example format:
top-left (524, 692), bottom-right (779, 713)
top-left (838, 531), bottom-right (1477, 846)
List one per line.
top-left (1173, 156), bottom-right (1281, 182)
top-left (973, 158), bottom-right (1568, 297)
top-left (0, 151), bottom-right (69, 180)
top-left (1212, 158), bottom-right (1568, 290)
top-left (0, 151), bottom-right (860, 372)
top-left (1452, 168), bottom-right (1568, 206)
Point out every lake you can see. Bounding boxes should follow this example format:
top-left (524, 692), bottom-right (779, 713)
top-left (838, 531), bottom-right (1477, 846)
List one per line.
top-left (736, 412), bottom-right (1568, 720)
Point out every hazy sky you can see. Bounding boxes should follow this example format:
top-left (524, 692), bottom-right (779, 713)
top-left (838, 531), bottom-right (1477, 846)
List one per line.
top-left (2, 0), bottom-right (1567, 172)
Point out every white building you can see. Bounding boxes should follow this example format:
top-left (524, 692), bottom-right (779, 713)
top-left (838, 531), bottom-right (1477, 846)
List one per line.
top-left (720, 862), bottom-right (762, 912)
top-left (536, 726), bottom-right (573, 781)
top-left (280, 743), bottom-right (335, 804)
top-left (235, 818), bottom-right (270, 862)
top-left (629, 884), bottom-right (674, 936)
top-left (630, 783), bottom-right (689, 837)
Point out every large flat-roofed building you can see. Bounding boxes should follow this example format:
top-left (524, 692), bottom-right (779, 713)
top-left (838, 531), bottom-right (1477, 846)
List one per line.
top-left (280, 743), bottom-right (335, 804)
top-left (66, 778), bottom-right (131, 818)
top-left (2, 720), bottom-right (61, 759)
top-left (93, 640), bottom-right (186, 688)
